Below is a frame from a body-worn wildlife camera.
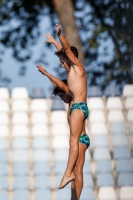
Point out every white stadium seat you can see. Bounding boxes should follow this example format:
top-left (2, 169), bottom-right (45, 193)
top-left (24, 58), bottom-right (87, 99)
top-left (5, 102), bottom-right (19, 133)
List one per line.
top-left (12, 150), bottom-right (29, 162)
top-left (53, 149), bottom-right (69, 161)
top-left (12, 124), bottom-right (30, 137)
top-left (0, 138), bottom-right (9, 150)
top-left (85, 150), bottom-right (91, 161)
top-left (106, 97), bottom-right (123, 109)
top-left (0, 88), bottom-right (10, 100)
top-left (92, 135), bottom-right (108, 148)
top-left (112, 134), bottom-right (128, 147)
top-left (93, 147), bottom-right (111, 160)
top-left (89, 110), bottom-right (106, 122)
top-left (98, 187), bottom-right (117, 200)
top-left (30, 99), bottom-right (48, 112)
top-left (125, 97), bottom-right (133, 109)
top-left (123, 84), bottom-right (133, 97)
top-left (0, 125), bottom-right (10, 137)
top-left (31, 112), bottom-right (48, 124)
top-left (56, 188), bottom-right (71, 200)
top-left (12, 100), bottom-right (29, 112)
top-left (52, 136), bottom-right (69, 149)
top-left (0, 113), bottom-right (10, 125)
top-left (108, 110), bottom-right (124, 122)
top-left (12, 138), bottom-right (29, 149)
top-left (50, 111), bottom-right (67, 124)
top-left (12, 112), bottom-right (29, 124)
top-left (32, 137), bottom-right (49, 149)
top-left (120, 186), bottom-right (133, 200)
top-left (0, 101), bottom-right (10, 112)
top-left (1, 84), bottom-right (133, 200)
top-left (33, 150), bottom-right (50, 161)
top-left (11, 87), bottom-right (29, 99)
top-left (31, 124), bottom-right (49, 137)
top-left (35, 189), bottom-right (52, 200)
top-left (51, 123), bottom-right (69, 135)
top-left (13, 176), bottom-right (30, 190)
top-left (127, 110), bottom-right (133, 122)
top-left (90, 122), bottom-right (107, 135)
top-left (87, 97), bottom-right (104, 110)
top-left (110, 122), bottom-right (126, 135)
top-left (13, 190), bottom-right (30, 200)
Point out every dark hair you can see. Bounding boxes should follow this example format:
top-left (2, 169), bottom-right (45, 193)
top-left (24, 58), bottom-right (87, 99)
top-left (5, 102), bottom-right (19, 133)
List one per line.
top-left (52, 79), bottom-right (67, 96)
top-left (70, 46), bottom-right (78, 58)
top-left (55, 46), bottom-right (78, 59)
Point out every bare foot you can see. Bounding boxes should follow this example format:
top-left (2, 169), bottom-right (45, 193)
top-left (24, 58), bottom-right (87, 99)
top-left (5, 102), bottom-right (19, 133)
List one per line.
top-left (58, 173), bottom-right (75, 189)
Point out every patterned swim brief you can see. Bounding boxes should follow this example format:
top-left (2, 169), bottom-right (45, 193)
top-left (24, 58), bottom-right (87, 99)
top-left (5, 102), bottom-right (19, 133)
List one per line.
top-left (70, 102), bottom-right (89, 120)
top-left (79, 134), bottom-right (90, 148)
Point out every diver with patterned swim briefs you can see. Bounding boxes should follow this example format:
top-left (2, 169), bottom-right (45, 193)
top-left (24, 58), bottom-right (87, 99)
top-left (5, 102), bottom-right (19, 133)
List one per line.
top-left (37, 30), bottom-right (89, 199)
top-left (53, 24), bottom-right (89, 192)
top-left (37, 63), bottom-right (90, 200)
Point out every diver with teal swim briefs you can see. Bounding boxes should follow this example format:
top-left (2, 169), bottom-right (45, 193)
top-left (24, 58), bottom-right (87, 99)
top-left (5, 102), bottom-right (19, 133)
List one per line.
top-left (37, 26), bottom-right (90, 199)
top-left (55, 23), bottom-right (89, 191)
top-left (37, 63), bottom-right (90, 200)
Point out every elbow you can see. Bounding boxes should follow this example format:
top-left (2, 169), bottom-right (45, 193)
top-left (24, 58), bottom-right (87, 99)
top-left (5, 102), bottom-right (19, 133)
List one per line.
top-left (61, 85), bottom-right (67, 93)
top-left (61, 85), bottom-right (65, 91)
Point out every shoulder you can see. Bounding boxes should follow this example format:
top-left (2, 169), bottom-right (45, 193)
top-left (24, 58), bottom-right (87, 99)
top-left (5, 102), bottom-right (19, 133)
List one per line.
top-left (72, 62), bottom-right (85, 68)
top-left (72, 63), bottom-right (85, 74)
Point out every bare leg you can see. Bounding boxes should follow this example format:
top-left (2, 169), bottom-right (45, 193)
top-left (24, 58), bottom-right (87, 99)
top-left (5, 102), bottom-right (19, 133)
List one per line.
top-left (71, 180), bottom-right (76, 200)
top-left (58, 110), bottom-right (84, 189)
top-left (71, 142), bottom-right (87, 200)
top-left (74, 143), bottom-right (87, 199)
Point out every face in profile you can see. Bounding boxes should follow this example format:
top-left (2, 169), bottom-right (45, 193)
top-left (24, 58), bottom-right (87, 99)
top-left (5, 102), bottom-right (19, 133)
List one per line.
top-left (57, 92), bottom-right (71, 104)
top-left (59, 55), bottom-right (71, 71)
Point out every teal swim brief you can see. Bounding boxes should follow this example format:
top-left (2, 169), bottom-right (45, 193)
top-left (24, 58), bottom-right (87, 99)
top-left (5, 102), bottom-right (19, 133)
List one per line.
top-left (70, 102), bottom-right (89, 119)
top-left (79, 134), bottom-right (90, 148)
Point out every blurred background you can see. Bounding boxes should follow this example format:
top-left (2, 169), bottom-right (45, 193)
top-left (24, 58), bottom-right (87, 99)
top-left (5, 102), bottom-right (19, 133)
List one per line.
top-left (0, 0), bottom-right (133, 200)
top-left (0, 0), bottom-right (133, 95)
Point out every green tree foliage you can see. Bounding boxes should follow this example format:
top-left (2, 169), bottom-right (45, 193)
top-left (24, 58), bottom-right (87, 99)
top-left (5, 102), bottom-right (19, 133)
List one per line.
top-left (0, 0), bottom-right (52, 62)
top-left (75, 0), bottom-right (133, 89)
top-left (0, 0), bottom-right (133, 89)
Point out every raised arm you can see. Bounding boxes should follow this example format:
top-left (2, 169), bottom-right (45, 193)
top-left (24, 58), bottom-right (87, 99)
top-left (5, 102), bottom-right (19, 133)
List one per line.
top-left (48, 77), bottom-right (57, 87)
top-left (45, 34), bottom-right (62, 51)
top-left (56, 24), bottom-right (81, 67)
top-left (37, 64), bottom-right (69, 94)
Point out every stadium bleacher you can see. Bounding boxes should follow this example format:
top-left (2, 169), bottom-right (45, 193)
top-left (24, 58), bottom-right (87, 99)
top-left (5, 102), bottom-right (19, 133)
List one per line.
top-left (0, 85), bottom-right (133, 200)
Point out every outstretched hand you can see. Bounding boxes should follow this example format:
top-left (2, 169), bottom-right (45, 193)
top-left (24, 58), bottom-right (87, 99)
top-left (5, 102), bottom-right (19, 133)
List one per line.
top-left (56, 24), bottom-right (61, 36)
top-left (37, 65), bottom-right (48, 76)
top-left (45, 34), bottom-right (55, 44)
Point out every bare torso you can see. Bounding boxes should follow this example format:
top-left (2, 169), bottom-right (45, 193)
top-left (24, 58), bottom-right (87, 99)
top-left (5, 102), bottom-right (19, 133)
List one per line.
top-left (67, 64), bottom-right (87, 102)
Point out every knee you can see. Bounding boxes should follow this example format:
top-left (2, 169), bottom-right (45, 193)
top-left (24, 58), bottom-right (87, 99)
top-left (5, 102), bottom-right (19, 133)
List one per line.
top-left (69, 135), bottom-right (78, 148)
top-left (74, 165), bottom-right (83, 177)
